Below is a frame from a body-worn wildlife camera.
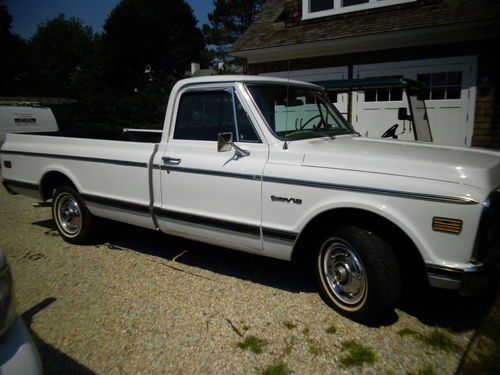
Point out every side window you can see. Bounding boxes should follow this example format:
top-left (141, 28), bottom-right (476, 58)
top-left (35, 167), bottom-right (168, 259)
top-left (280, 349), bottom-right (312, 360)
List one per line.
top-left (235, 95), bottom-right (260, 142)
top-left (174, 91), bottom-right (235, 141)
top-left (174, 89), bottom-right (260, 142)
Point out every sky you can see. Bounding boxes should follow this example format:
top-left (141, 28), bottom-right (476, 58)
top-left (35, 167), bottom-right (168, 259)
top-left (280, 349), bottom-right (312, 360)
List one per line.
top-left (4, 0), bottom-right (215, 39)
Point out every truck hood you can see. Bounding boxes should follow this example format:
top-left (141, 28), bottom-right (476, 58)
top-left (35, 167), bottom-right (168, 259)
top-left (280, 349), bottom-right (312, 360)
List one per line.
top-left (301, 136), bottom-right (500, 189)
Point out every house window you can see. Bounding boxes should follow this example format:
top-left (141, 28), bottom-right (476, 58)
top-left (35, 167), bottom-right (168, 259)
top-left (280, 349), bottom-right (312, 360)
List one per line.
top-left (417, 72), bottom-right (462, 100)
top-left (311, 0), bottom-right (333, 12)
top-left (303, 0), bottom-right (416, 19)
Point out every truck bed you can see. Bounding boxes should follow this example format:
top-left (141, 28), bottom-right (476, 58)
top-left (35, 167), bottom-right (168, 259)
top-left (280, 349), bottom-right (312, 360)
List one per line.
top-left (1, 130), bottom-right (160, 230)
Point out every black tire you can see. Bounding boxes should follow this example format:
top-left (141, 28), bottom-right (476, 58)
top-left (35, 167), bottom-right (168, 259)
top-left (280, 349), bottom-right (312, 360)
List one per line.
top-left (52, 186), bottom-right (94, 244)
top-left (315, 226), bottom-right (401, 324)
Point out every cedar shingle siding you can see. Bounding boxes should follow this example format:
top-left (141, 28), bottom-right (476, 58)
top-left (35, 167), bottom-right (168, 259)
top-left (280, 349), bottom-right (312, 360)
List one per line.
top-left (232, 0), bottom-right (500, 149)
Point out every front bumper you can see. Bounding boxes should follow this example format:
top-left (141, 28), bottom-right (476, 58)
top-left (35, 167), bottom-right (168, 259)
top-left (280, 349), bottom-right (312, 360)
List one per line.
top-left (427, 261), bottom-right (498, 296)
top-left (0, 316), bottom-right (42, 375)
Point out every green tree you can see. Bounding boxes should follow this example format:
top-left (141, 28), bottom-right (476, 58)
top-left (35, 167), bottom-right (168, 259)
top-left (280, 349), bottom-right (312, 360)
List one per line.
top-left (203, 0), bottom-right (266, 72)
top-left (0, 3), bottom-right (29, 96)
top-left (29, 14), bottom-right (95, 97)
top-left (100, 0), bottom-right (205, 92)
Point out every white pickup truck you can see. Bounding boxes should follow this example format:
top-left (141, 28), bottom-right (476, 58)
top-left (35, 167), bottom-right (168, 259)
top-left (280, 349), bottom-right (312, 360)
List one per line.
top-left (1, 76), bottom-right (499, 323)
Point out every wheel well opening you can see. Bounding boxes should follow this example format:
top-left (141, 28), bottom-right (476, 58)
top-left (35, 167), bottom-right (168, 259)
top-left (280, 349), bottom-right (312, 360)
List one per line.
top-left (40, 172), bottom-right (76, 201)
top-left (292, 208), bottom-right (428, 290)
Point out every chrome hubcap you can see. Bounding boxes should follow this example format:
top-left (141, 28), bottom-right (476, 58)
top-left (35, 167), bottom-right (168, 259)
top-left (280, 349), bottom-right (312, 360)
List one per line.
top-left (323, 240), bottom-right (366, 305)
top-left (56, 193), bottom-right (81, 235)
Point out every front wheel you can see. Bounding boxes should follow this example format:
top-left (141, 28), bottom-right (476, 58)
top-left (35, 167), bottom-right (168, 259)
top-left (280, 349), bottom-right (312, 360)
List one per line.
top-left (315, 226), bottom-right (401, 324)
top-left (52, 186), bottom-right (94, 244)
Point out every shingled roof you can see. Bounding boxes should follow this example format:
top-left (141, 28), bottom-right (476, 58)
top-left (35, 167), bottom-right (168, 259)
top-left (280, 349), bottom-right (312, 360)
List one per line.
top-left (231, 0), bottom-right (500, 54)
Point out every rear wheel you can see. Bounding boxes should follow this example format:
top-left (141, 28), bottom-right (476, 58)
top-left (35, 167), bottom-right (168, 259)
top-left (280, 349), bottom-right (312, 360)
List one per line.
top-left (52, 186), bottom-right (93, 244)
top-left (315, 226), bottom-right (401, 324)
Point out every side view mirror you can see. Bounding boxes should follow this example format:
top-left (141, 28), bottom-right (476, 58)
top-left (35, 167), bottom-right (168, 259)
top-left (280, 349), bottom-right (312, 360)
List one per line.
top-left (398, 107), bottom-right (412, 121)
top-left (217, 132), bottom-right (233, 152)
top-left (217, 132), bottom-right (250, 157)
top-left (381, 124), bottom-right (399, 139)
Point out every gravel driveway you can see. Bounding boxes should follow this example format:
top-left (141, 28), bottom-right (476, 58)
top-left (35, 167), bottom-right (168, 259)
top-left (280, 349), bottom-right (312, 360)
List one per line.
top-left (0, 188), bottom-right (496, 375)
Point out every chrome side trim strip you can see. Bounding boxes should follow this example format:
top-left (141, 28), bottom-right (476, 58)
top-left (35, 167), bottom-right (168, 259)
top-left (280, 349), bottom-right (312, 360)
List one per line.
top-left (153, 207), bottom-right (261, 237)
top-left (2, 178), bottom-right (39, 191)
top-left (82, 194), bottom-right (150, 214)
top-left (263, 176), bottom-right (478, 205)
top-left (262, 227), bottom-right (298, 243)
top-left (0, 150), bottom-right (148, 168)
top-left (155, 165), bottom-right (262, 181)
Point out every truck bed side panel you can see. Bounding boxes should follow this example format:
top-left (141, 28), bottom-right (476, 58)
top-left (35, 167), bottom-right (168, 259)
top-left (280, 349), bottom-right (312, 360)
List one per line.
top-left (1, 134), bottom-right (157, 229)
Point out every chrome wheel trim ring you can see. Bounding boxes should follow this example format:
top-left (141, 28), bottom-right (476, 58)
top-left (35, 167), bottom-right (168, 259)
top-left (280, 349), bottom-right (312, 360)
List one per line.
top-left (322, 239), bottom-right (367, 306)
top-left (55, 193), bottom-right (82, 236)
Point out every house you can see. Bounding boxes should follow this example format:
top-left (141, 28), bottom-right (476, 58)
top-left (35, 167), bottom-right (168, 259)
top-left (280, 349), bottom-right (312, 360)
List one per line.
top-left (230, 0), bottom-right (500, 148)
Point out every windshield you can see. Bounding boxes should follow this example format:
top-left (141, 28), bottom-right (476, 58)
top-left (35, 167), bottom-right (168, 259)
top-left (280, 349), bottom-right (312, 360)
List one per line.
top-left (246, 84), bottom-right (355, 141)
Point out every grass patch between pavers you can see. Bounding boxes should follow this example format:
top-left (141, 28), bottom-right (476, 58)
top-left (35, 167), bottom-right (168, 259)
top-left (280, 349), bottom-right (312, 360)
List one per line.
top-left (398, 327), bottom-right (460, 353)
top-left (340, 340), bottom-right (376, 368)
top-left (307, 339), bottom-right (325, 356)
top-left (237, 335), bottom-right (268, 354)
top-left (325, 325), bottom-right (337, 334)
top-left (262, 361), bottom-right (291, 375)
top-left (407, 365), bottom-right (436, 375)
top-left (420, 330), bottom-right (461, 353)
top-left (398, 328), bottom-right (419, 337)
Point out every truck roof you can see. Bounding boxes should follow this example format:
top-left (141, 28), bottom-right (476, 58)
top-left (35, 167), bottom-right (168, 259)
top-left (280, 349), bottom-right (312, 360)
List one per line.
top-left (177, 75), bottom-right (322, 90)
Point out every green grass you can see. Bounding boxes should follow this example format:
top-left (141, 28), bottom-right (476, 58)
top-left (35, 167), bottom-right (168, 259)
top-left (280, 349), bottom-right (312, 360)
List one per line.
top-left (398, 328), bottom-right (419, 337)
top-left (407, 365), bottom-right (436, 375)
top-left (420, 330), bottom-right (460, 353)
top-left (302, 327), bottom-right (310, 336)
top-left (283, 336), bottom-right (296, 356)
top-left (283, 321), bottom-right (297, 330)
top-left (398, 328), bottom-right (460, 353)
top-left (340, 340), bottom-right (376, 368)
top-left (325, 325), bottom-right (337, 334)
top-left (237, 335), bottom-right (268, 354)
top-left (306, 338), bottom-right (325, 356)
top-left (261, 362), bottom-right (291, 375)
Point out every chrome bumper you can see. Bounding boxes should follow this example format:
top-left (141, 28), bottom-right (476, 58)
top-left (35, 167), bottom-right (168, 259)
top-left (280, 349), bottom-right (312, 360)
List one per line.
top-left (427, 262), bottom-right (498, 296)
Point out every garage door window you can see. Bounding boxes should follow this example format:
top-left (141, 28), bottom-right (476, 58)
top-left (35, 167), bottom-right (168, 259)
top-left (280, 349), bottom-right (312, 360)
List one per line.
top-left (417, 72), bottom-right (462, 100)
top-left (364, 76), bottom-right (403, 102)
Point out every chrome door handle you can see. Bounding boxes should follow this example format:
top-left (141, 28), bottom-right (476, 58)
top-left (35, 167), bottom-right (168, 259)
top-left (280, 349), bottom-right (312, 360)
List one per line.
top-left (162, 156), bottom-right (182, 165)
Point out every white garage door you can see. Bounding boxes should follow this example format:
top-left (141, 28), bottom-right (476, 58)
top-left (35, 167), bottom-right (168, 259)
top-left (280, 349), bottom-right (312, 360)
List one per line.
top-left (261, 67), bottom-right (349, 118)
top-left (353, 56), bottom-right (477, 146)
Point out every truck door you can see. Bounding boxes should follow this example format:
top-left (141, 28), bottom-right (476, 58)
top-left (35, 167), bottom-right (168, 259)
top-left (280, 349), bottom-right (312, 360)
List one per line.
top-left (156, 85), bottom-right (268, 252)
